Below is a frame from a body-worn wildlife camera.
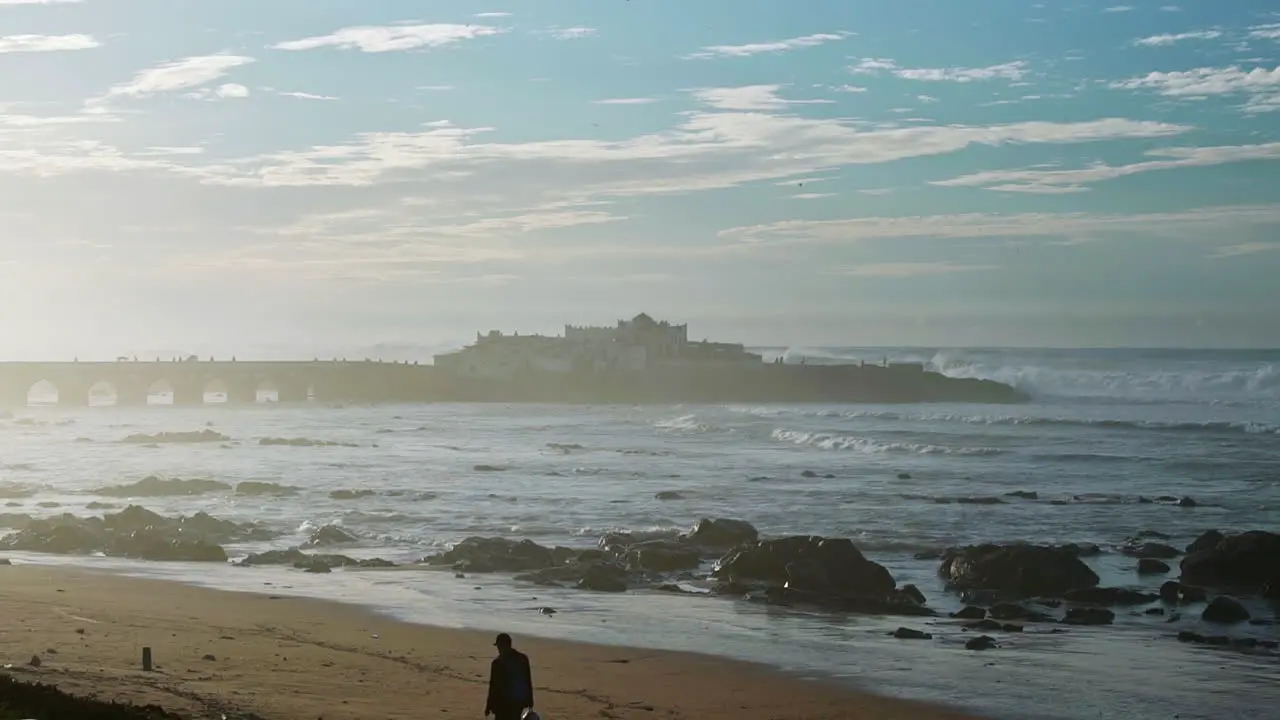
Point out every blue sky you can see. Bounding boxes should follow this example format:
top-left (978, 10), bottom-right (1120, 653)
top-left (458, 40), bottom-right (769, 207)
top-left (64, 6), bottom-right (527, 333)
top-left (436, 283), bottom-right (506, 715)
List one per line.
top-left (2, 0), bottom-right (1279, 357)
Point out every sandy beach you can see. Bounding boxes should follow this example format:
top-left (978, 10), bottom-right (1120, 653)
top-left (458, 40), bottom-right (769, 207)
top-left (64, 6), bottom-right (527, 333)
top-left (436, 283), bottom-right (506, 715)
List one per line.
top-left (0, 564), bottom-right (982, 720)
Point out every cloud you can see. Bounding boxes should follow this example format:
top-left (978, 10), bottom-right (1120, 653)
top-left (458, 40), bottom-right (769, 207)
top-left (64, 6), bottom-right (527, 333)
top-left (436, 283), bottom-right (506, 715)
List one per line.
top-left (933, 141), bottom-right (1280, 193)
top-left (718, 205), bottom-right (1280, 246)
top-left (1134, 30), bottom-right (1223, 46)
top-left (280, 91), bottom-right (338, 101)
top-left (273, 24), bottom-right (502, 53)
top-left (690, 84), bottom-right (834, 111)
top-left (832, 85), bottom-right (868, 93)
top-left (549, 27), bottom-right (596, 40)
top-left (1112, 65), bottom-right (1280, 113)
top-left (474, 12), bottom-right (511, 18)
top-left (214, 83), bottom-right (249, 99)
top-left (1210, 242), bottom-right (1280, 258)
top-left (828, 262), bottom-right (998, 278)
top-left (1103, 6), bottom-right (1134, 12)
top-left (684, 32), bottom-right (848, 60)
top-left (87, 54), bottom-right (254, 109)
top-left (0, 34), bottom-right (99, 53)
top-left (1250, 24), bottom-right (1280, 40)
top-left (593, 97), bottom-right (658, 105)
top-left (850, 57), bottom-right (1028, 82)
top-left (792, 193), bottom-right (835, 200)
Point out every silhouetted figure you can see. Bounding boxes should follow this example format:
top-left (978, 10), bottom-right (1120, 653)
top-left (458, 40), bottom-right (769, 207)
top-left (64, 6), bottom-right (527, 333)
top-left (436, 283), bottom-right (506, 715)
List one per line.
top-left (485, 633), bottom-right (533, 720)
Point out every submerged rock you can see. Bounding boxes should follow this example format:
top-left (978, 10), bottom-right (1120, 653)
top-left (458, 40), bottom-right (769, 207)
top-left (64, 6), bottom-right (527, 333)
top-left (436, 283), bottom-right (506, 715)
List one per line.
top-left (938, 544), bottom-right (1100, 597)
top-left (683, 518), bottom-right (759, 549)
top-left (329, 489), bottom-right (377, 500)
top-left (94, 476), bottom-right (231, 498)
top-left (1061, 607), bottom-right (1115, 626)
top-left (1202, 596), bottom-right (1250, 624)
top-left (891, 627), bottom-right (932, 640)
top-left (303, 525), bottom-right (358, 547)
top-left (577, 564), bottom-right (628, 592)
top-left (122, 430), bottom-right (229, 444)
top-left (235, 481), bottom-right (300, 496)
top-left (260, 437), bottom-right (357, 448)
top-left (1119, 540), bottom-right (1180, 560)
top-left (1062, 587), bottom-right (1159, 606)
top-left (1138, 558), bottom-right (1171, 575)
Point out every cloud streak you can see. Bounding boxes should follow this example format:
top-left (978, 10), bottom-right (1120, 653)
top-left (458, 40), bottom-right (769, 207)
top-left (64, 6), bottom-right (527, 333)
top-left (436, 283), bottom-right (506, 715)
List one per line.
top-left (684, 32), bottom-right (848, 60)
top-left (274, 24), bottom-right (502, 53)
top-left (1134, 30), bottom-right (1223, 46)
top-left (87, 54), bottom-right (254, 109)
top-left (0, 34), bottom-right (98, 53)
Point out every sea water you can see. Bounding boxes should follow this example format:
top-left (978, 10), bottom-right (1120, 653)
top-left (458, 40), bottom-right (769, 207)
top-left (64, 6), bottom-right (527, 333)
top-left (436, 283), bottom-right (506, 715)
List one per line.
top-left (3, 347), bottom-right (1278, 720)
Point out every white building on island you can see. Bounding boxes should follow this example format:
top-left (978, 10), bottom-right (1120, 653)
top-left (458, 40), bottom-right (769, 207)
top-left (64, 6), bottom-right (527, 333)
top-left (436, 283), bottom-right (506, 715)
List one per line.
top-left (433, 313), bottom-right (758, 380)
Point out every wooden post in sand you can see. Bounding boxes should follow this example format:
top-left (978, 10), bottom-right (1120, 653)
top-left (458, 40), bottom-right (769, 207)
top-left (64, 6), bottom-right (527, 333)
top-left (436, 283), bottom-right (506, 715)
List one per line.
top-left (142, 647), bottom-right (152, 671)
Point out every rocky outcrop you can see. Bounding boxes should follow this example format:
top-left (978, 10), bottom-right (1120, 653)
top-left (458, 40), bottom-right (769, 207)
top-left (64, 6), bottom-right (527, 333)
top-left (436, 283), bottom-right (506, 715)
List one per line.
top-left (1062, 587), bottom-right (1158, 606)
top-left (329, 489), bottom-right (376, 500)
top-left (1062, 607), bottom-right (1115, 626)
top-left (1180, 530), bottom-right (1280, 592)
top-left (0, 505), bottom-right (273, 562)
top-left (235, 481), bottom-right (300, 496)
top-left (302, 525), bottom-right (358, 547)
top-left (1138, 558), bottom-right (1171, 575)
top-left (122, 430), bottom-right (229, 444)
top-left (682, 518), bottom-right (758, 550)
top-left (938, 544), bottom-right (1099, 597)
top-left (1187, 530), bottom-right (1225, 554)
top-left (94, 476), bottom-right (231, 497)
top-left (423, 536), bottom-right (562, 573)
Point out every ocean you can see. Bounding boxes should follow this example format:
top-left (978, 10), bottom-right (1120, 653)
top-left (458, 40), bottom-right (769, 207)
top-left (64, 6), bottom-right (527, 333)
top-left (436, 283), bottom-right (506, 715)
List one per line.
top-left (3, 347), bottom-right (1278, 720)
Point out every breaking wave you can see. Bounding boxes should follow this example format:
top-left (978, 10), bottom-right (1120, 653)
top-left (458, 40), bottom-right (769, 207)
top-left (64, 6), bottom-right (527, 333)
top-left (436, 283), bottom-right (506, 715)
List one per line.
top-left (770, 428), bottom-right (1004, 456)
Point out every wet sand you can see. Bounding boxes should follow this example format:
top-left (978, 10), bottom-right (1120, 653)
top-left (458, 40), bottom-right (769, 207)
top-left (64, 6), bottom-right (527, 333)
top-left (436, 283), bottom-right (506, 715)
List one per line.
top-left (0, 565), bottom-right (983, 720)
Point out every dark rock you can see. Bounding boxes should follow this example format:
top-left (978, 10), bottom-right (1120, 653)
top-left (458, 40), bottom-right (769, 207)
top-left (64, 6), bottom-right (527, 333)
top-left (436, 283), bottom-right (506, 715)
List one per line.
top-left (578, 564), bottom-right (627, 592)
top-left (891, 627), bottom-right (932, 640)
top-left (235, 481), bottom-right (300, 496)
top-left (913, 549), bottom-right (944, 561)
top-left (951, 605), bottom-right (987, 620)
top-left (715, 536), bottom-right (895, 596)
top-left (239, 548), bottom-right (310, 566)
top-left (1177, 496), bottom-right (1198, 508)
top-left (1180, 531), bottom-right (1280, 591)
top-left (0, 558), bottom-right (10, 565)
top-left (964, 618), bottom-right (1002, 631)
top-left (1138, 558), bottom-right (1171, 575)
top-left (1059, 543), bottom-right (1102, 557)
top-left (1063, 587), bottom-right (1158, 606)
top-left (653, 491), bottom-right (683, 501)
top-left (1202, 596), bottom-right (1250, 624)
top-left (1144, 607), bottom-right (1165, 616)
top-left (938, 543), bottom-right (1100, 597)
top-left (989, 603), bottom-right (1054, 622)
top-left (473, 464), bottom-right (507, 472)
top-left (122, 430), bottom-right (229, 444)
top-left (0, 512), bottom-right (33, 528)
top-left (329, 489), bottom-right (376, 500)
top-left (966, 635), bottom-right (997, 651)
top-left (1119, 541), bottom-right (1180, 560)
top-left (1004, 491), bottom-right (1038, 500)
top-left (684, 518), bottom-right (759, 549)
top-left (1177, 630), bottom-right (1205, 643)
top-left (303, 525), bottom-right (358, 547)
top-left (625, 541), bottom-right (701, 572)
top-left (202, 654), bottom-right (216, 661)
top-left (1062, 607), bottom-right (1115, 625)
top-left (897, 473), bottom-right (912, 480)
top-left (357, 558), bottom-right (396, 568)
top-left (424, 537), bottom-right (555, 573)
top-left (300, 558), bottom-right (332, 573)
top-left (1187, 530), bottom-right (1225, 554)
top-left (801, 470), bottom-right (818, 478)
top-left (95, 476), bottom-right (231, 497)
top-left (1264, 577), bottom-right (1280, 601)
top-left (901, 583), bottom-right (927, 605)
top-left (1180, 585), bottom-right (1208, 603)
top-left (955, 496), bottom-right (1005, 505)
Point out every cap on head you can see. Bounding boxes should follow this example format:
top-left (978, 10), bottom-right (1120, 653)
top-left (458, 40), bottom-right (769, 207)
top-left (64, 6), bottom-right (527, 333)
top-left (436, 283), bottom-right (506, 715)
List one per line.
top-left (494, 632), bottom-right (513, 648)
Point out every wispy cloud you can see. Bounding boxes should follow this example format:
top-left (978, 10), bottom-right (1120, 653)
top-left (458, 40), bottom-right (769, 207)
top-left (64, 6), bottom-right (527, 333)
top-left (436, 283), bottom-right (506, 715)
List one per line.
top-left (850, 57), bottom-right (1028, 82)
top-left (719, 205), bottom-right (1280, 247)
top-left (934, 141), bottom-right (1280, 193)
top-left (792, 193), bottom-right (835, 200)
top-left (593, 97), bottom-right (658, 105)
top-left (1113, 65), bottom-right (1280, 113)
top-left (274, 24), bottom-right (502, 53)
top-left (690, 85), bottom-right (834, 111)
top-left (0, 34), bottom-right (98, 53)
top-left (1250, 24), bottom-right (1280, 40)
top-left (549, 27), bottom-right (597, 40)
top-left (87, 54), bottom-right (255, 109)
top-left (280, 91), bottom-right (338, 101)
top-left (1134, 30), bottom-right (1223, 46)
top-left (1210, 242), bottom-right (1280, 258)
top-left (474, 12), bottom-right (512, 18)
top-left (684, 32), bottom-right (848, 60)
top-left (1103, 5), bottom-right (1135, 12)
top-left (829, 262), bottom-right (997, 278)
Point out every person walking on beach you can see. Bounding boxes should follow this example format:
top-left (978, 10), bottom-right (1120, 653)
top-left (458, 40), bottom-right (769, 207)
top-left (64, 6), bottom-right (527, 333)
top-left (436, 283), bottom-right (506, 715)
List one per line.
top-left (485, 633), bottom-right (534, 720)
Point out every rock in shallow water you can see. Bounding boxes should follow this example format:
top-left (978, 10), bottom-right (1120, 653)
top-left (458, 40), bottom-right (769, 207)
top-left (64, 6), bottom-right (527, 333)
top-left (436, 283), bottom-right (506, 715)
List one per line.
top-left (1180, 530), bottom-right (1280, 592)
top-left (1062, 607), bottom-right (1115, 626)
top-left (1202, 596), bottom-right (1250, 624)
top-left (891, 627), bottom-right (932, 640)
top-left (939, 543), bottom-right (1100, 597)
top-left (1138, 558), bottom-right (1171, 575)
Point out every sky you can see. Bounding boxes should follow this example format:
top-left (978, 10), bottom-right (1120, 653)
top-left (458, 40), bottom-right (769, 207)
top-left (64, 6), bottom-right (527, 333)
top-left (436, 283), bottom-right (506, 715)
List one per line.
top-left (2, 0), bottom-right (1280, 358)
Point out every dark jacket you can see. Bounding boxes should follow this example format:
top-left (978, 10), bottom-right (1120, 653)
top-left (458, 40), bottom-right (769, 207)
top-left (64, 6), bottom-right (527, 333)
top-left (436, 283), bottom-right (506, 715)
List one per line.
top-left (487, 649), bottom-right (533, 712)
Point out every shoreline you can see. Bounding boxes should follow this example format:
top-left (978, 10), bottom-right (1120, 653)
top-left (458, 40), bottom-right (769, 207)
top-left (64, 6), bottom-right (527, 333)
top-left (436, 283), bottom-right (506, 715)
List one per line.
top-left (0, 564), bottom-right (984, 720)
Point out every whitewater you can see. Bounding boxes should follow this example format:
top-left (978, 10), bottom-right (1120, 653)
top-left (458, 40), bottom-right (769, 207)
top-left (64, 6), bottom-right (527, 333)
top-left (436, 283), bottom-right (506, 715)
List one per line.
top-left (2, 347), bottom-right (1278, 720)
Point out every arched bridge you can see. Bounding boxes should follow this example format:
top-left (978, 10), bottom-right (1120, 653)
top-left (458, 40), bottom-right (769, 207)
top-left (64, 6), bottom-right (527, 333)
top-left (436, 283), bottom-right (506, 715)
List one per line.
top-left (0, 360), bottom-right (438, 407)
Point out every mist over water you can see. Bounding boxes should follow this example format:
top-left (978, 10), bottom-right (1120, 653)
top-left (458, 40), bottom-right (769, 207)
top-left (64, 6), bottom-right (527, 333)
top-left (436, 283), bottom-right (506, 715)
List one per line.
top-left (3, 347), bottom-right (1278, 720)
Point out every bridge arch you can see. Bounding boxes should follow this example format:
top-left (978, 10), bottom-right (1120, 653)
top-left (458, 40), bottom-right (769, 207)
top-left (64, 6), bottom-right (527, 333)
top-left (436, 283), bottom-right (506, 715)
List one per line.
top-left (204, 377), bottom-right (229, 404)
top-left (88, 380), bottom-right (119, 407)
top-left (26, 380), bottom-right (58, 407)
top-left (147, 379), bottom-right (174, 405)
top-left (256, 377), bottom-right (279, 403)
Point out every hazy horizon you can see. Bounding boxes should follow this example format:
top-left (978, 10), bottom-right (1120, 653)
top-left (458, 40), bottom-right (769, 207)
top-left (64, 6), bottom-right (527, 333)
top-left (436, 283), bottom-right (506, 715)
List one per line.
top-left (3, 0), bottom-right (1280, 356)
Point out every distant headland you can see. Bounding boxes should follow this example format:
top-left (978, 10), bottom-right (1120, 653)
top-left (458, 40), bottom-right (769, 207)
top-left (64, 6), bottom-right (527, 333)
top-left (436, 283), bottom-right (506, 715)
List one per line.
top-left (0, 314), bottom-right (1027, 407)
